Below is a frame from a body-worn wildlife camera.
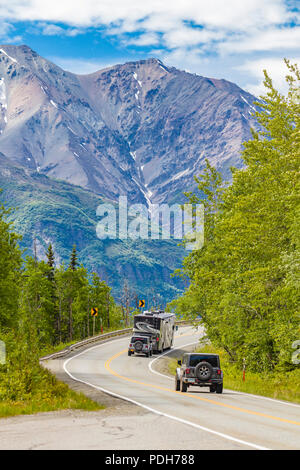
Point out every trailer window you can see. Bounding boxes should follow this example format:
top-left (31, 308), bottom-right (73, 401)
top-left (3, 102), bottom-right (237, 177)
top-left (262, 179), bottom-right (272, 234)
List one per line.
top-left (134, 316), bottom-right (161, 332)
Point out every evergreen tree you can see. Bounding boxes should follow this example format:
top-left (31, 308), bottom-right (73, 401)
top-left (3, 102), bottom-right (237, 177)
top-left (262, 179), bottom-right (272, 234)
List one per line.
top-left (46, 244), bottom-right (55, 281)
top-left (0, 200), bottom-right (22, 329)
top-left (46, 243), bottom-right (60, 342)
top-left (19, 258), bottom-right (56, 346)
top-left (69, 245), bottom-right (78, 271)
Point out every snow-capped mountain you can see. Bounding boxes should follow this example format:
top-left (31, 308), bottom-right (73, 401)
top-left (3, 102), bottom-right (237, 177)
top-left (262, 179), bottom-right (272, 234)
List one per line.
top-left (0, 45), bottom-right (260, 206)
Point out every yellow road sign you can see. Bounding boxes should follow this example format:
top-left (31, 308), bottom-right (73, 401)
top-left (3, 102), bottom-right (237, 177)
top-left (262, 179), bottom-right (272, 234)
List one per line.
top-left (139, 300), bottom-right (145, 308)
top-left (91, 307), bottom-right (98, 317)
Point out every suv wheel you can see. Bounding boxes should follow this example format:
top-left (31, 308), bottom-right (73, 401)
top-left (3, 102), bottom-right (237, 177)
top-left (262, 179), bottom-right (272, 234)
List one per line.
top-left (180, 379), bottom-right (187, 393)
top-left (195, 361), bottom-right (213, 381)
top-left (175, 376), bottom-right (180, 391)
top-left (209, 385), bottom-right (216, 393)
top-left (128, 351), bottom-right (132, 356)
top-left (216, 383), bottom-right (223, 394)
top-left (134, 341), bottom-right (143, 353)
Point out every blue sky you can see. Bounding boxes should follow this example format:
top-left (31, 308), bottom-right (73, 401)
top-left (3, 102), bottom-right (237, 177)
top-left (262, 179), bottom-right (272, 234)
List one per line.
top-left (0, 0), bottom-right (299, 96)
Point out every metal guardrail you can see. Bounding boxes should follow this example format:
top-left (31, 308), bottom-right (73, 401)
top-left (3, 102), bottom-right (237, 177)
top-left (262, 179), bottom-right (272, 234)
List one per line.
top-left (40, 320), bottom-right (191, 362)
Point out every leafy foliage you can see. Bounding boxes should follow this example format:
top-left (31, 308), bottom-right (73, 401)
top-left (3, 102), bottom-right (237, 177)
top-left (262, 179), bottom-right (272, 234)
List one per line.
top-left (0, 202), bottom-right (123, 409)
top-left (0, 199), bottom-right (22, 330)
top-left (170, 61), bottom-right (300, 373)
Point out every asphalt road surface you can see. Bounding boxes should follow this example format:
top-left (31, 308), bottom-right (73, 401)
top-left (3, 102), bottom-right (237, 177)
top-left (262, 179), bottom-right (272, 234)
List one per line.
top-left (1, 326), bottom-right (299, 450)
top-left (63, 326), bottom-right (300, 450)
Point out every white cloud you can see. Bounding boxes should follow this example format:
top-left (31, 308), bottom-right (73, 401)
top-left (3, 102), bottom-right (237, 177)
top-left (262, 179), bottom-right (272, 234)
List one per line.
top-left (0, 21), bottom-right (13, 36)
top-left (162, 27), bottom-right (225, 49)
top-left (0, 0), bottom-right (299, 97)
top-left (0, 1), bottom-right (297, 32)
top-left (50, 57), bottom-right (116, 74)
top-left (158, 47), bottom-right (208, 73)
top-left (237, 57), bottom-right (300, 96)
top-left (40, 23), bottom-right (64, 36)
top-left (0, 1), bottom-right (298, 56)
top-left (0, 21), bottom-right (21, 43)
top-left (36, 22), bottom-right (83, 37)
top-left (124, 32), bottom-right (160, 47)
top-left (220, 27), bottom-right (300, 54)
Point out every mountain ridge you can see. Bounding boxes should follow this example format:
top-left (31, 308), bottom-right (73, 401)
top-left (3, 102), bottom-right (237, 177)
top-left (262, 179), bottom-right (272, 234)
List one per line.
top-left (0, 44), bottom-right (260, 301)
top-left (0, 44), bottom-right (260, 207)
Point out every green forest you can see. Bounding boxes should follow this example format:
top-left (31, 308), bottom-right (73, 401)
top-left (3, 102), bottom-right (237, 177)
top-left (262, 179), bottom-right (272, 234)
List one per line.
top-left (170, 61), bottom-right (300, 387)
top-left (0, 221), bottom-right (125, 415)
top-left (0, 61), bottom-right (299, 416)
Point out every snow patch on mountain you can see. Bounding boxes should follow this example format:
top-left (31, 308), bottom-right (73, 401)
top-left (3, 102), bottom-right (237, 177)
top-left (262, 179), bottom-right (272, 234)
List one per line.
top-left (0, 77), bottom-right (7, 133)
top-left (0, 48), bottom-right (17, 63)
top-left (50, 100), bottom-right (58, 108)
top-left (133, 72), bottom-right (142, 89)
top-left (132, 176), bottom-right (152, 208)
top-left (240, 94), bottom-right (256, 112)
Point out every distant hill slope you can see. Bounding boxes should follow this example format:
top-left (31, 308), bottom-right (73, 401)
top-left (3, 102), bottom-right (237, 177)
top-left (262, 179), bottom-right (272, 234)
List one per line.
top-left (0, 155), bottom-right (185, 303)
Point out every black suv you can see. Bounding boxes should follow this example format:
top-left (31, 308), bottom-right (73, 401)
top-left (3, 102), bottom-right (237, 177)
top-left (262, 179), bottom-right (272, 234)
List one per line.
top-left (175, 353), bottom-right (223, 393)
top-left (128, 335), bottom-right (153, 357)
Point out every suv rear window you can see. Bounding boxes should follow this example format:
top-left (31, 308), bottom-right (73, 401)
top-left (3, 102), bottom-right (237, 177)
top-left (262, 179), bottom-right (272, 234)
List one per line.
top-left (131, 337), bottom-right (148, 344)
top-left (189, 355), bottom-right (219, 368)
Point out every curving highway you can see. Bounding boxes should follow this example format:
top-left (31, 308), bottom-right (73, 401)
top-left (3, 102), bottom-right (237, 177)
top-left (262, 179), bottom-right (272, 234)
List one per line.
top-left (62, 326), bottom-right (300, 450)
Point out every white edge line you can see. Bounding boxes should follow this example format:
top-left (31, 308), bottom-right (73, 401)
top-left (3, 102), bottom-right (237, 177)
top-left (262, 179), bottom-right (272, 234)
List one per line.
top-left (149, 340), bottom-right (199, 380)
top-left (63, 337), bottom-right (269, 450)
top-left (149, 342), bottom-right (300, 409)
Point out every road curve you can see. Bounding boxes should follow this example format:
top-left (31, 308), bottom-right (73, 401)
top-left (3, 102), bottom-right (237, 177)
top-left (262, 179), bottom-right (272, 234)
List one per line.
top-left (63, 326), bottom-right (300, 450)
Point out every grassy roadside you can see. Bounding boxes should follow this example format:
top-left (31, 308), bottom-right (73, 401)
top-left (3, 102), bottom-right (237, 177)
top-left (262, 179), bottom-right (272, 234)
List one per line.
top-left (39, 326), bottom-right (131, 357)
top-left (1, 325), bottom-right (133, 419)
top-left (0, 390), bottom-right (103, 418)
top-left (0, 361), bottom-right (104, 419)
top-left (0, 338), bottom-right (106, 419)
top-left (168, 344), bottom-right (300, 404)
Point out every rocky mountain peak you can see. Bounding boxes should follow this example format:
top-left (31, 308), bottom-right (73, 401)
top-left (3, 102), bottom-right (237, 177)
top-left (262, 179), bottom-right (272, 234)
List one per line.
top-left (0, 45), bottom-right (260, 206)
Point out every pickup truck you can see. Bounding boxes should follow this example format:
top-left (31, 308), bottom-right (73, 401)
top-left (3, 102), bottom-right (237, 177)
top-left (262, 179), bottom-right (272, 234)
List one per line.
top-left (175, 353), bottom-right (223, 393)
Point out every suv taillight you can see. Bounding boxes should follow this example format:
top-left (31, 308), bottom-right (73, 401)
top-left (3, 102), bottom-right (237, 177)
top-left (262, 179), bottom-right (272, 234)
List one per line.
top-left (145, 345), bottom-right (148, 349)
top-left (217, 369), bottom-right (222, 375)
top-left (186, 368), bottom-right (190, 374)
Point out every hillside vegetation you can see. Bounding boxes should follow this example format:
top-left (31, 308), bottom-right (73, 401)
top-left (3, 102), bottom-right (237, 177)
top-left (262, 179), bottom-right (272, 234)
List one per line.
top-left (0, 155), bottom-right (185, 304)
top-left (0, 211), bottom-right (120, 416)
top-left (170, 61), bottom-right (300, 378)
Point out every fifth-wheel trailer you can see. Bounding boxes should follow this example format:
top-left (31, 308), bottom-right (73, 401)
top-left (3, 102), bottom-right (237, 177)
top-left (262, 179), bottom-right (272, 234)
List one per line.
top-left (133, 310), bottom-right (176, 353)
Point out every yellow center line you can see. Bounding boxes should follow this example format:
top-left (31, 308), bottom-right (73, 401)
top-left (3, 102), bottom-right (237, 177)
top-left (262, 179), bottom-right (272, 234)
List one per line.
top-left (105, 348), bottom-right (300, 427)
